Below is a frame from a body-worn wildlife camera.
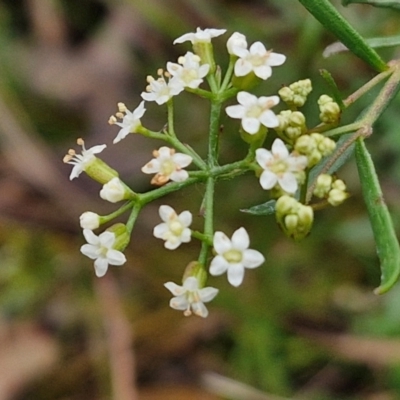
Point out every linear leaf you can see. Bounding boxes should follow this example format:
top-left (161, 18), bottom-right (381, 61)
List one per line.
top-left (298, 0), bottom-right (388, 71)
top-left (355, 138), bottom-right (400, 294)
top-left (342, 0), bottom-right (400, 10)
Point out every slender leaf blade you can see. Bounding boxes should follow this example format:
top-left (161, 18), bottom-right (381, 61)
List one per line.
top-left (355, 138), bottom-right (400, 294)
top-left (298, 0), bottom-right (388, 72)
top-left (342, 0), bottom-right (400, 10)
top-left (241, 200), bottom-right (276, 215)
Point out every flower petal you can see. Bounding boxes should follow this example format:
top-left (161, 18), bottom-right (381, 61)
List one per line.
top-left (242, 117), bottom-right (260, 134)
top-left (192, 302), bottom-right (209, 318)
top-left (259, 170), bottom-right (278, 190)
top-left (242, 249), bottom-right (265, 269)
top-left (272, 138), bottom-right (289, 158)
top-left (278, 173), bottom-right (298, 194)
top-left (164, 282), bottom-right (185, 296)
top-left (198, 287), bottom-right (219, 302)
top-left (227, 264), bottom-right (245, 287)
top-left (106, 249), bottom-right (126, 266)
top-left (209, 255), bottom-right (229, 276)
top-left (213, 231), bottom-right (232, 254)
top-left (94, 258), bottom-right (109, 277)
top-left (231, 227), bottom-right (250, 250)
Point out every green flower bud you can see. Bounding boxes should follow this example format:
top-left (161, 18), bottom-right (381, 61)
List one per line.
top-left (318, 95), bottom-right (341, 124)
top-left (106, 223), bottom-right (130, 252)
top-left (279, 79), bottom-right (312, 107)
top-left (183, 261), bottom-right (207, 287)
top-left (328, 188), bottom-right (348, 206)
top-left (276, 195), bottom-right (314, 241)
top-left (313, 174), bottom-right (333, 198)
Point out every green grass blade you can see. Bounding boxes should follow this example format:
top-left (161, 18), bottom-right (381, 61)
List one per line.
top-left (297, 0), bottom-right (388, 72)
top-left (355, 138), bottom-right (400, 294)
top-left (342, 0), bottom-right (400, 10)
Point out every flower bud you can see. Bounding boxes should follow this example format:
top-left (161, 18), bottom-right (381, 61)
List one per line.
top-left (106, 223), bottom-right (130, 252)
top-left (100, 177), bottom-right (136, 203)
top-left (279, 79), bottom-right (312, 107)
top-left (183, 261), bottom-right (207, 288)
top-left (328, 188), bottom-right (348, 206)
top-left (227, 32), bottom-right (247, 57)
top-left (80, 212), bottom-right (100, 230)
top-left (313, 174), bottom-right (333, 198)
top-left (318, 95), bottom-right (341, 124)
top-left (275, 195), bottom-right (314, 240)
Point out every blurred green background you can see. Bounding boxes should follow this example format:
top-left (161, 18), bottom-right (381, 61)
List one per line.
top-left (1, 0), bottom-right (400, 399)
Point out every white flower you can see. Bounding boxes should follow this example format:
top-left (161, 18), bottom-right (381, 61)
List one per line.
top-left (63, 138), bottom-right (106, 180)
top-left (164, 276), bottom-right (219, 318)
top-left (80, 212), bottom-right (100, 230)
top-left (256, 138), bottom-right (308, 194)
top-left (227, 32), bottom-right (248, 57)
top-left (174, 28), bottom-right (226, 45)
top-left (153, 205), bottom-right (192, 250)
top-left (141, 73), bottom-right (183, 105)
top-left (100, 177), bottom-right (126, 203)
top-left (209, 227), bottom-right (264, 287)
top-left (167, 52), bottom-right (210, 89)
top-left (234, 41), bottom-right (286, 80)
top-left (142, 146), bottom-right (192, 185)
top-left (226, 91), bottom-right (280, 134)
top-left (108, 101), bottom-right (146, 144)
top-left (80, 229), bottom-right (126, 277)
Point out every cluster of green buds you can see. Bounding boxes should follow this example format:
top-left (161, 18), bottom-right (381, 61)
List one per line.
top-left (294, 132), bottom-right (336, 167)
top-left (318, 94), bottom-right (341, 124)
top-left (275, 195), bottom-right (314, 241)
top-left (313, 174), bottom-right (348, 206)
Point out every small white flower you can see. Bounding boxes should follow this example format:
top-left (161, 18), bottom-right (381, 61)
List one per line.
top-left (167, 52), bottom-right (210, 89)
top-left (153, 205), bottom-right (192, 250)
top-left (256, 138), bottom-right (308, 194)
top-left (108, 101), bottom-right (146, 144)
top-left (80, 212), bottom-right (100, 230)
top-left (142, 146), bottom-right (192, 185)
top-left (174, 28), bottom-right (226, 45)
top-left (227, 32), bottom-right (248, 57)
top-left (100, 177), bottom-right (126, 203)
top-left (164, 276), bottom-right (219, 318)
top-left (226, 91), bottom-right (280, 134)
top-left (63, 138), bottom-right (106, 180)
top-left (234, 41), bottom-right (286, 80)
top-left (80, 229), bottom-right (126, 277)
top-left (141, 73), bottom-right (183, 105)
top-left (209, 227), bottom-right (264, 287)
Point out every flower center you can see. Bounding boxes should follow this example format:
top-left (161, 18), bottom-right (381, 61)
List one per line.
top-left (182, 69), bottom-right (198, 83)
top-left (161, 159), bottom-right (176, 176)
top-left (168, 220), bottom-right (184, 236)
top-left (223, 249), bottom-right (243, 263)
top-left (247, 105), bottom-right (263, 118)
top-left (269, 159), bottom-right (288, 175)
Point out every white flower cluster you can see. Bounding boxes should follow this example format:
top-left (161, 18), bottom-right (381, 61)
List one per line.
top-left (63, 27), bottom-right (343, 318)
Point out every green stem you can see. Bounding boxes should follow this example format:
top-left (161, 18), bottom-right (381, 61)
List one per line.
top-left (167, 100), bottom-right (176, 137)
top-left (102, 201), bottom-right (135, 224)
top-left (220, 57), bottom-right (235, 92)
top-left (139, 177), bottom-right (202, 205)
top-left (343, 67), bottom-right (392, 108)
top-left (198, 177), bottom-right (215, 266)
top-left (208, 101), bottom-right (223, 167)
top-left (126, 203), bottom-right (142, 234)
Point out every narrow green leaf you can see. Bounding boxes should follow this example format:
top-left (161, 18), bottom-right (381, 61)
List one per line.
top-left (324, 35), bottom-right (400, 57)
top-left (241, 200), bottom-right (276, 215)
top-left (342, 0), bottom-right (400, 10)
top-left (355, 138), bottom-right (400, 294)
top-left (319, 69), bottom-right (346, 110)
top-left (298, 0), bottom-right (388, 72)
